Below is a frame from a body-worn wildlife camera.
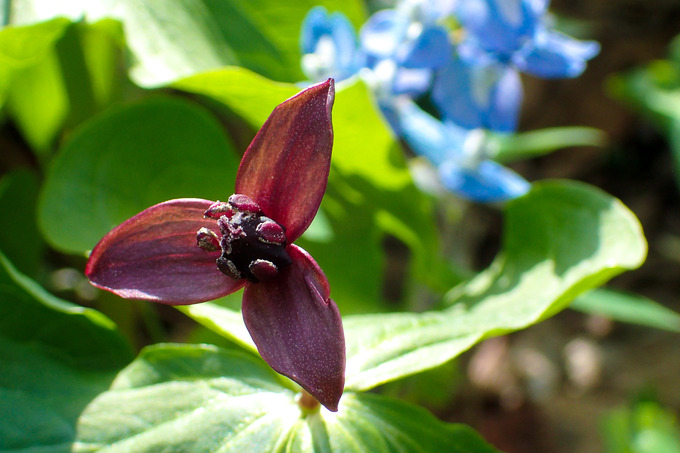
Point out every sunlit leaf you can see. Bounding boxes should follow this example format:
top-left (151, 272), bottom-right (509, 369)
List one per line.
top-left (10, 0), bottom-right (366, 86)
top-left (74, 344), bottom-right (499, 453)
top-left (571, 288), bottom-right (680, 332)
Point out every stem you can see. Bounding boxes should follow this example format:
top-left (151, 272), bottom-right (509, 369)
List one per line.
top-left (298, 389), bottom-right (321, 413)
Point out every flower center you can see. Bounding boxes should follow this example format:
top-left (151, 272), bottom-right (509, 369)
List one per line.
top-left (196, 194), bottom-right (291, 283)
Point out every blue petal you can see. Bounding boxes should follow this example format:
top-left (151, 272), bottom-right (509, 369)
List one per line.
top-left (392, 67), bottom-right (433, 96)
top-left (484, 65), bottom-right (522, 132)
top-left (438, 159), bottom-right (530, 202)
top-left (300, 7), bottom-right (362, 81)
top-left (399, 26), bottom-right (453, 69)
top-left (455, 0), bottom-right (540, 57)
top-left (360, 9), bottom-right (409, 59)
top-left (432, 57), bottom-right (485, 129)
top-left (329, 13), bottom-right (364, 75)
top-left (380, 99), bottom-right (466, 166)
top-left (514, 30), bottom-right (600, 78)
top-left (422, 0), bottom-right (458, 21)
top-left (433, 58), bottom-right (523, 132)
top-left (300, 6), bottom-right (332, 54)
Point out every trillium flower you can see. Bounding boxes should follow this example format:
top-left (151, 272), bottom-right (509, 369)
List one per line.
top-left (85, 80), bottom-right (345, 411)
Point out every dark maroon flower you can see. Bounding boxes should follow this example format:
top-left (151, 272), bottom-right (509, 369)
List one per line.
top-left (85, 80), bottom-right (345, 411)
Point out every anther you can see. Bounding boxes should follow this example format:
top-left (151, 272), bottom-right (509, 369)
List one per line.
top-left (196, 227), bottom-right (220, 252)
top-left (227, 194), bottom-right (261, 214)
top-left (256, 219), bottom-right (286, 245)
top-left (216, 257), bottom-right (242, 280)
top-left (249, 259), bottom-right (281, 281)
top-left (204, 201), bottom-right (232, 219)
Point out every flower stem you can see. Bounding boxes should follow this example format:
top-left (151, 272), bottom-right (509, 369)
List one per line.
top-left (298, 389), bottom-right (321, 413)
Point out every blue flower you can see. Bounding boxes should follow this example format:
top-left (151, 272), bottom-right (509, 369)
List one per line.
top-left (382, 98), bottom-right (530, 203)
top-left (432, 56), bottom-right (522, 132)
top-left (432, 0), bottom-right (599, 132)
top-left (359, 0), bottom-right (454, 97)
top-left (455, 0), bottom-right (600, 78)
top-left (300, 6), bottom-right (364, 82)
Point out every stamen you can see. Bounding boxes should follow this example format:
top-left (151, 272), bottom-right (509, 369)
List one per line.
top-left (204, 201), bottom-right (232, 219)
top-left (199, 193), bottom-right (292, 282)
top-left (196, 227), bottom-right (220, 252)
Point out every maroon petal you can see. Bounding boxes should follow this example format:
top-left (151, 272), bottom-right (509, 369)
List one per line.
top-left (86, 199), bottom-right (245, 304)
top-left (242, 244), bottom-right (345, 411)
top-left (235, 79), bottom-right (334, 243)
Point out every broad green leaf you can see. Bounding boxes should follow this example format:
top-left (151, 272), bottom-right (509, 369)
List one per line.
top-left (2, 19), bottom-right (126, 157)
top-left (6, 44), bottom-right (69, 153)
top-left (571, 288), bottom-right (680, 332)
top-left (0, 251), bottom-right (133, 369)
top-left (0, 16), bottom-right (70, 67)
top-left (10, 0), bottom-right (366, 86)
top-left (0, 17), bottom-right (70, 109)
top-left (38, 95), bottom-right (239, 254)
top-left (0, 168), bottom-right (44, 277)
top-left (177, 291), bottom-right (257, 354)
top-left (74, 344), bottom-right (499, 453)
top-left (0, 251), bottom-right (133, 452)
top-left (176, 69), bottom-right (447, 312)
top-left (173, 67), bottom-right (299, 125)
top-left (344, 181), bottom-right (646, 390)
top-left (491, 126), bottom-right (607, 163)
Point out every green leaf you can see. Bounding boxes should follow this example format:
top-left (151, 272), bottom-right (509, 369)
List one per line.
top-left (176, 69), bottom-right (446, 312)
top-left (571, 288), bottom-right (680, 332)
top-left (0, 251), bottom-right (133, 369)
top-left (5, 43), bottom-right (69, 153)
top-left (608, 60), bottom-right (680, 132)
top-left (0, 17), bottom-right (70, 67)
top-left (37, 95), bottom-right (239, 254)
top-left (173, 67), bottom-right (299, 124)
top-left (342, 180), bottom-right (646, 391)
top-left (0, 17), bottom-right (70, 114)
top-left (603, 400), bottom-right (680, 453)
top-left (178, 180), bottom-right (647, 392)
top-left (491, 126), bottom-right (607, 163)
top-left (0, 168), bottom-right (44, 277)
top-left (74, 344), bottom-right (500, 453)
top-left (0, 251), bottom-right (133, 451)
top-left (177, 291), bottom-right (257, 354)
top-left (10, 0), bottom-right (366, 86)
top-left (1, 19), bottom-right (126, 156)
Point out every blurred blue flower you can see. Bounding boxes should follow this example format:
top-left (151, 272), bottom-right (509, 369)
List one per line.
top-left (455, 0), bottom-right (600, 78)
top-left (382, 98), bottom-right (530, 202)
top-left (433, 56), bottom-right (522, 132)
top-left (359, 0), bottom-right (454, 97)
top-left (300, 6), bottom-right (364, 82)
top-left (433, 0), bottom-right (599, 132)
